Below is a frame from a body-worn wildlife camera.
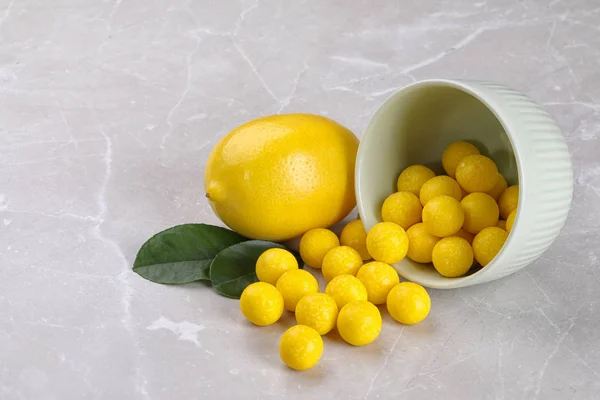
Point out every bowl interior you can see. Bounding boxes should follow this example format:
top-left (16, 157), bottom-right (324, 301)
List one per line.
top-left (356, 81), bottom-right (519, 288)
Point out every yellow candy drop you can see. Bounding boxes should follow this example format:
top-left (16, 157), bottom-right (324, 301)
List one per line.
top-left (295, 293), bottom-right (338, 335)
top-left (460, 192), bottom-right (500, 234)
top-left (299, 228), bottom-right (340, 269)
top-left (279, 325), bottom-right (323, 370)
top-left (455, 155), bottom-right (499, 193)
top-left (422, 195), bottom-right (464, 237)
top-left (432, 237), bottom-right (474, 278)
top-left (486, 173), bottom-right (508, 201)
top-left (396, 165), bottom-right (435, 196)
top-left (406, 222), bottom-right (441, 263)
top-left (337, 301), bottom-right (382, 346)
top-left (325, 275), bottom-right (368, 309)
top-left (472, 227), bottom-right (508, 266)
top-left (419, 176), bottom-right (462, 206)
top-left (321, 246), bottom-right (363, 282)
top-left (381, 191), bottom-right (422, 230)
top-left (499, 185), bottom-right (519, 219)
top-left (340, 220), bottom-right (370, 260)
top-left (386, 282), bottom-right (431, 325)
top-left (506, 209), bottom-right (517, 233)
top-left (276, 269), bottom-right (319, 311)
top-left (442, 141), bottom-right (481, 178)
top-left (356, 261), bottom-right (400, 305)
top-left (366, 222), bottom-right (409, 264)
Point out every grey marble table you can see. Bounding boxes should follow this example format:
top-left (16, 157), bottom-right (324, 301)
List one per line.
top-left (1, 0), bottom-right (599, 399)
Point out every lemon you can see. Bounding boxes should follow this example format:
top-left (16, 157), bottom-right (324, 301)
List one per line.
top-left (460, 192), bottom-right (500, 234)
top-left (325, 275), bottom-right (368, 309)
top-left (442, 141), bottom-right (480, 178)
top-left (419, 176), bottom-right (462, 206)
top-left (239, 282), bottom-right (284, 326)
top-left (295, 293), bottom-right (338, 335)
top-left (340, 220), bottom-right (370, 260)
top-left (321, 246), bottom-right (363, 282)
top-left (356, 261), bottom-right (400, 305)
top-left (386, 282), bottom-right (431, 325)
top-left (422, 195), bottom-right (464, 237)
top-left (279, 325), bottom-right (323, 370)
top-left (255, 248), bottom-right (299, 285)
top-left (506, 209), bottom-right (517, 233)
top-left (396, 165), bottom-right (436, 196)
top-left (366, 222), bottom-right (409, 264)
top-left (473, 227), bottom-right (508, 266)
top-left (486, 173), bottom-right (508, 201)
top-left (276, 269), bottom-right (319, 311)
top-left (337, 301), bottom-right (382, 346)
top-left (496, 220), bottom-right (507, 230)
top-left (299, 228), bottom-right (340, 269)
top-left (454, 228), bottom-right (475, 244)
top-left (381, 191), bottom-right (422, 230)
top-left (455, 155), bottom-right (499, 193)
top-left (406, 223), bottom-right (441, 263)
top-left (499, 185), bottom-right (519, 219)
top-left (205, 114), bottom-right (359, 241)
top-left (432, 237), bottom-right (474, 277)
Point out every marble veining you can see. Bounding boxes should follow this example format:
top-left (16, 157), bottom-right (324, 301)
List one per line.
top-left (1, 0), bottom-right (599, 399)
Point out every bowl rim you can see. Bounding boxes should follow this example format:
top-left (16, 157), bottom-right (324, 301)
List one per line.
top-left (356, 78), bottom-right (526, 289)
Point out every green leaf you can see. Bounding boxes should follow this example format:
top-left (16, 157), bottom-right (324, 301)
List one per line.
top-left (210, 240), bottom-right (302, 299)
top-left (133, 224), bottom-right (248, 284)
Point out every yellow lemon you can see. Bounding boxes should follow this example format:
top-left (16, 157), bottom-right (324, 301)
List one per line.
top-left (396, 165), bottom-right (436, 196)
top-left (422, 195), bottom-right (464, 237)
top-left (473, 227), bottom-right (508, 266)
top-left (321, 246), bottom-right (363, 282)
top-left (406, 222), bottom-right (441, 263)
top-left (337, 301), bottom-right (382, 346)
top-left (486, 173), bottom-right (508, 201)
top-left (276, 269), bottom-right (319, 311)
top-left (325, 275), bottom-right (368, 309)
top-left (279, 325), bottom-right (323, 370)
top-left (381, 191), bottom-right (423, 230)
top-left (506, 209), bottom-right (517, 233)
top-left (460, 192), bottom-right (500, 234)
top-left (356, 261), bottom-right (400, 305)
top-left (455, 154), bottom-right (499, 193)
top-left (419, 176), bottom-right (462, 206)
top-left (239, 282), bottom-right (284, 326)
top-left (255, 248), bottom-right (299, 285)
top-left (496, 220), bottom-right (507, 230)
top-left (295, 293), bottom-right (338, 335)
top-left (340, 220), bottom-right (370, 260)
top-left (432, 237), bottom-right (474, 277)
top-left (299, 228), bottom-right (340, 269)
top-left (442, 141), bottom-right (480, 178)
top-left (205, 114), bottom-right (358, 241)
top-left (454, 228), bottom-right (475, 244)
top-left (387, 282), bottom-right (431, 325)
top-left (366, 222), bottom-right (409, 264)
top-left (499, 185), bottom-right (519, 219)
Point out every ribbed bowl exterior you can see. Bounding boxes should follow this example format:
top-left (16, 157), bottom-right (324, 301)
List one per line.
top-left (455, 80), bottom-right (573, 286)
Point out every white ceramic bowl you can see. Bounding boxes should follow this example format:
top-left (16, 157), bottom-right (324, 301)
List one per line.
top-left (356, 79), bottom-right (573, 289)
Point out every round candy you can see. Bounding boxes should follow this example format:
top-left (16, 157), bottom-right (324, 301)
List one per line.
top-left (422, 195), bottom-right (464, 237)
top-left (387, 282), bottom-right (431, 325)
top-left (325, 275), bottom-right (368, 309)
top-left (432, 237), bottom-right (474, 278)
top-left (406, 222), bottom-right (441, 263)
top-left (256, 248), bottom-right (299, 285)
top-left (460, 192), bottom-right (500, 234)
top-left (337, 301), bottom-right (382, 346)
top-left (321, 246), bottom-right (363, 282)
top-left (299, 228), bottom-right (340, 269)
top-left (279, 325), bottom-right (323, 370)
top-left (340, 220), bottom-right (370, 260)
top-left (473, 227), bottom-right (509, 266)
top-left (381, 191), bottom-right (422, 230)
top-left (455, 155), bottom-right (499, 193)
top-left (276, 269), bottom-right (319, 311)
top-left (499, 185), bottom-right (519, 219)
top-left (356, 261), bottom-right (400, 305)
top-left (419, 176), bottom-right (462, 206)
top-left (442, 141), bottom-right (481, 178)
top-left (486, 173), bottom-right (508, 201)
top-left (366, 222), bottom-right (409, 264)
top-left (240, 282), bottom-right (284, 326)
top-left (396, 165), bottom-right (435, 196)
top-left (295, 293), bottom-right (338, 335)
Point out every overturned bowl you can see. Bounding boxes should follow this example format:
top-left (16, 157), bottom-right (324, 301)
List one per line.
top-left (356, 79), bottom-right (573, 289)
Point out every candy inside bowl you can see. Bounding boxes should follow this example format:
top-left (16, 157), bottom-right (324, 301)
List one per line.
top-left (355, 79), bottom-right (573, 289)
